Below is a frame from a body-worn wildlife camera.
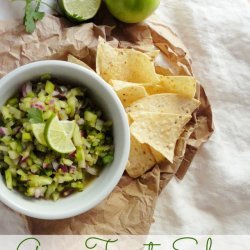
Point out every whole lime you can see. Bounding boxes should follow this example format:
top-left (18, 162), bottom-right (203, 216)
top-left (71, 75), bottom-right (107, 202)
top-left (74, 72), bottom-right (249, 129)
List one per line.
top-left (105, 0), bottom-right (160, 23)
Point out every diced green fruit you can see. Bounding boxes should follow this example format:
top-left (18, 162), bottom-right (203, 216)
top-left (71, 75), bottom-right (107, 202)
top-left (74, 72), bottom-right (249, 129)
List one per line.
top-left (30, 164), bottom-right (40, 174)
top-left (102, 154), bottom-right (114, 165)
top-left (73, 124), bottom-right (82, 146)
top-left (84, 111), bottom-right (97, 127)
top-left (45, 80), bottom-right (55, 94)
top-left (71, 181), bottom-right (84, 190)
top-left (1, 106), bottom-right (12, 120)
top-left (61, 158), bottom-right (73, 166)
top-left (28, 175), bottom-right (53, 187)
top-left (67, 96), bottom-right (77, 117)
top-left (76, 146), bottom-right (86, 168)
top-left (22, 132), bottom-right (32, 142)
top-left (8, 151), bottom-right (19, 160)
top-left (43, 110), bottom-right (54, 120)
top-left (54, 173), bottom-right (74, 183)
top-left (9, 106), bottom-right (22, 119)
top-left (95, 119), bottom-right (104, 131)
top-left (5, 169), bottom-right (13, 190)
top-left (7, 97), bottom-right (18, 106)
top-left (4, 156), bottom-right (15, 167)
top-left (45, 182), bottom-right (57, 199)
top-left (52, 191), bottom-right (60, 201)
top-left (17, 169), bottom-right (28, 181)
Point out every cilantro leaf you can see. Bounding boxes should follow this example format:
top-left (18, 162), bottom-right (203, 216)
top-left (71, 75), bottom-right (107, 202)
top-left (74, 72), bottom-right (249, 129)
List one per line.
top-left (23, 0), bottom-right (45, 33)
top-left (33, 11), bottom-right (45, 21)
top-left (27, 108), bottom-right (44, 123)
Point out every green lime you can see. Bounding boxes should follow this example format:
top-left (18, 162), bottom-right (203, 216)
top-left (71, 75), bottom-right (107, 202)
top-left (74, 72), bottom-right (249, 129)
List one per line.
top-left (59, 0), bottom-right (102, 22)
top-left (60, 120), bottom-right (76, 139)
top-left (31, 123), bottom-right (47, 146)
top-left (31, 121), bottom-right (75, 146)
top-left (45, 115), bottom-right (76, 154)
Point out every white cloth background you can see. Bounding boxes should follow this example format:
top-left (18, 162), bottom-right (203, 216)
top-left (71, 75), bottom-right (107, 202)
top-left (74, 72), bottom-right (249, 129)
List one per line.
top-left (0, 0), bottom-right (249, 234)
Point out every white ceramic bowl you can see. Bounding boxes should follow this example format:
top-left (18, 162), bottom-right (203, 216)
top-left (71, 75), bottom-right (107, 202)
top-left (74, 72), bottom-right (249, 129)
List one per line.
top-left (0, 60), bottom-right (130, 219)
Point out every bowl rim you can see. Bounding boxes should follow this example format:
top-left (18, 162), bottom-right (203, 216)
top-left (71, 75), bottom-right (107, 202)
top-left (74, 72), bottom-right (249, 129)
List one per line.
top-left (0, 60), bottom-right (130, 219)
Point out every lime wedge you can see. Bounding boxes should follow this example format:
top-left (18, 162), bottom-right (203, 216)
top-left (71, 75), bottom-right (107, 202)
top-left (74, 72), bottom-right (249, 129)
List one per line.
top-left (60, 120), bottom-right (76, 139)
top-left (59, 0), bottom-right (102, 22)
top-left (32, 121), bottom-right (75, 146)
top-left (31, 123), bottom-right (47, 146)
top-left (45, 115), bottom-right (76, 154)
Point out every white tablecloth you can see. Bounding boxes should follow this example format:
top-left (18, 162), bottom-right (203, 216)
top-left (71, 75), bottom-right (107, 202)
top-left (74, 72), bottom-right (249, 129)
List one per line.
top-left (0, 0), bottom-right (249, 234)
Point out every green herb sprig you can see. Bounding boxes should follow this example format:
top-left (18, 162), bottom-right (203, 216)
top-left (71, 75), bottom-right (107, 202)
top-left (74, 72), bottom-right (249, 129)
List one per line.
top-left (12, 0), bottom-right (59, 33)
top-left (23, 0), bottom-right (44, 33)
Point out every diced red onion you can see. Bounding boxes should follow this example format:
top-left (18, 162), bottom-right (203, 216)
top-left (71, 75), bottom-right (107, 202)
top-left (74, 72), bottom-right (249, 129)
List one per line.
top-left (86, 166), bottom-right (98, 175)
top-left (77, 118), bottom-right (85, 125)
top-left (31, 101), bottom-right (45, 111)
top-left (35, 188), bottom-right (43, 198)
top-left (59, 86), bottom-right (67, 93)
top-left (58, 165), bottom-right (68, 173)
top-left (62, 189), bottom-right (73, 197)
top-left (51, 91), bottom-right (60, 97)
top-left (20, 156), bottom-right (28, 163)
top-left (0, 127), bottom-right (8, 136)
top-left (22, 82), bottom-right (32, 97)
top-left (20, 162), bottom-right (27, 169)
top-left (13, 157), bottom-right (20, 165)
top-left (52, 161), bottom-right (59, 171)
top-left (13, 126), bottom-right (21, 135)
top-left (49, 99), bottom-right (55, 105)
top-left (69, 165), bottom-right (76, 174)
top-left (42, 163), bottom-right (49, 169)
top-left (69, 151), bottom-right (76, 158)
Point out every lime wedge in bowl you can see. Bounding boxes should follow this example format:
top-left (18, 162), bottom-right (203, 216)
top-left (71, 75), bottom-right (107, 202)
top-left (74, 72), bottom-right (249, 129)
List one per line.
top-left (45, 115), bottom-right (76, 154)
top-left (59, 0), bottom-right (102, 22)
top-left (60, 120), bottom-right (76, 138)
top-left (31, 123), bottom-right (47, 146)
top-left (32, 120), bottom-right (76, 146)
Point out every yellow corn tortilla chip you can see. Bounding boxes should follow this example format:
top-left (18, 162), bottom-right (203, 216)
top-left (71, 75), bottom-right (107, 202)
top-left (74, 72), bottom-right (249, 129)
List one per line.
top-left (112, 81), bottom-right (148, 107)
top-left (126, 93), bottom-right (200, 115)
top-left (96, 38), bottom-right (159, 84)
top-left (110, 80), bottom-right (178, 96)
top-left (150, 147), bottom-right (166, 163)
top-left (67, 54), bottom-right (93, 71)
top-left (130, 112), bottom-right (192, 163)
top-left (158, 75), bottom-right (196, 98)
top-left (143, 84), bottom-right (167, 95)
top-left (155, 66), bottom-right (173, 76)
top-left (126, 135), bottom-right (156, 178)
top-left (146, 50), bottom-right (160, 60)
top-left (111, 80), bottom-right (138, 89)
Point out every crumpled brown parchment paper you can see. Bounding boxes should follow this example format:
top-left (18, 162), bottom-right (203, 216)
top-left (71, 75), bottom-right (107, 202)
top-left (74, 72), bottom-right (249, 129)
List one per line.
top-left (0, 9), bottom-right (213, 234)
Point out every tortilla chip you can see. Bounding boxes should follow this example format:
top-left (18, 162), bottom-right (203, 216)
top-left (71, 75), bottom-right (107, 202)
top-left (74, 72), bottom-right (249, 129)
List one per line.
top-left (112, 81), bottom-right (148, 107)
top-left (143, 84), bottom-right (167, 95)
top-left (158, 75), bottom-right (196, 98)
top-left (150, 147), bottom-right (166, 163)
top-left (96, 38), bottom-right (159, 84)
top-left (130, 112), bottom-right (192, 163)
top-left (126, 93), bottom-right (200, 115)
top-left (155, 66), bottom-right (173, 76)
top-left (126, 135), bottom-right (156, 178)
top-left (67, 54), bottom-right (93, 71)
top-left (146, 50), bottom-right (160, 60)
